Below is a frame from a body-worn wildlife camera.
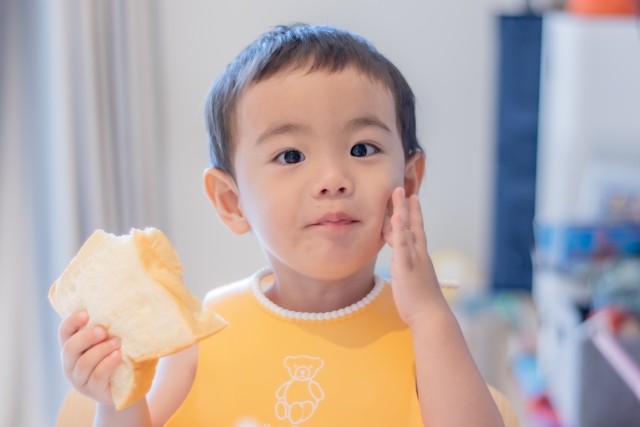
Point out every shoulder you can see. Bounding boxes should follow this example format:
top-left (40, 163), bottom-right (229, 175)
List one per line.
top-left (487, 385), bottom-right (520, 427)
top-left (203, 275), bottom-right (254, 311)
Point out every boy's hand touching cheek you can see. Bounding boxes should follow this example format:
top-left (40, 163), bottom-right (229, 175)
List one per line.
top-left (383, 187), bottom-right (448, 328)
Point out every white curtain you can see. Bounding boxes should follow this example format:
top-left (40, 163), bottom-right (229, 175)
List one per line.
top-left (0, 0), bottom-right (166, 425)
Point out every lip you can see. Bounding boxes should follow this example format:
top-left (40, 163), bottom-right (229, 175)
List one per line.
top-left (310, 211), bottom-right (359, 227)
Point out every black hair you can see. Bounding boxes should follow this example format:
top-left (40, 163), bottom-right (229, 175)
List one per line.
top-left (205, 23), bottom-right (422, 178)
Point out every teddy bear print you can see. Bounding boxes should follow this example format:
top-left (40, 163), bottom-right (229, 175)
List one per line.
top-left (275, 355), bottom-right (324, 424)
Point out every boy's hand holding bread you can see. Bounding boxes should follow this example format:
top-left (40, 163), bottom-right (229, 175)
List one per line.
top-left (51, 228), bottom-right (227, 410)
top-left (59, 309), bottom-right (123, 405)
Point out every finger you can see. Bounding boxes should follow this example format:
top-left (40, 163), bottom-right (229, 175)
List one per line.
top-left (392, 188), bottom-right (410, 232)
top-left (382, 215), bottom-right (393, 246)
top-left (393, 187), bottom-right (409, 230)
top-left (393, 188), bottom-right (416, 255)
top-left (403, 192), bottom-right (417, 254)
top-left (87, 349), bottom-right (121, 401)
top-left (59, 311), bottom-right (89, 347)
top-left (382, 193), bottom-right (394, 246)
top-left (62, 325), bottom-right (108, 377)
top-left (408, 195), bottom-right (427, 250)
top-left (386, 188), bottom-right (404, 247)
top-left (392, 187), bottom-right (407, 224)
top-left (73, 337), bottom-right (121, 387)
top-left (391, 212), bottom-right (412, 267)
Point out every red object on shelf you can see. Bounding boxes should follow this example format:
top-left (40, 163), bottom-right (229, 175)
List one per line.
top-left (587, 307), bottom-right (629, 334)
top-left (567, 0), bottom-right (636, 15)
top-left (526, 395), bottom-right (562, 427)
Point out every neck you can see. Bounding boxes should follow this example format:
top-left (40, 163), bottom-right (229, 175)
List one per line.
top-left (263, 257), bottom-right (377, 313)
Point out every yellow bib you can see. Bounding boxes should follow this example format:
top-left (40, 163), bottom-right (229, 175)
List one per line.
top-left (164, 269), bottom-right (424, 427)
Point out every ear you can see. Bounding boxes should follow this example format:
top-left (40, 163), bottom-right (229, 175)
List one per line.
top-left (204, 168), bottom-right (251, 234)
top-left (404, 153), bottom-right (425, 197)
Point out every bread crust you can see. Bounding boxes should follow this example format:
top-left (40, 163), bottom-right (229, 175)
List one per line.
top-left (118, 358), bottom-right (159, 410)
top-left (131, 229), bottom-right (227, 362)
top-left (49, 230), bottom-right (109, 307)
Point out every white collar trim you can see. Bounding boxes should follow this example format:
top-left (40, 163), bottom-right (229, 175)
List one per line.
top-left (251, 267), bottom-right (385, 321)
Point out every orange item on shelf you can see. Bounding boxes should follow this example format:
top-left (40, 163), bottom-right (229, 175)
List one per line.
top-left (566, 0), bottom-right (636, 15)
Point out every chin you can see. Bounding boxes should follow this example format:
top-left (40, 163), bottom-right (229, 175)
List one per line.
top-left (299, 263), bottom-right (366, 282)
top-left (294, 248), bottom-right (380, 282)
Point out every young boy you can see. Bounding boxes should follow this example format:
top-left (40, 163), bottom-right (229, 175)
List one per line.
top-left (59, 24), bottom-right (507, 427)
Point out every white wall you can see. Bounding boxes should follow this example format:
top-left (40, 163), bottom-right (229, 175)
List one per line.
top-left (158, 0), bottom-right (520, 298)
top-left (536, 13), bottom-right (640, 223)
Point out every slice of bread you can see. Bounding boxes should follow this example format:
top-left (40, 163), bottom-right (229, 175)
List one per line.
top-left (49, 228), bottom-right (227, 410)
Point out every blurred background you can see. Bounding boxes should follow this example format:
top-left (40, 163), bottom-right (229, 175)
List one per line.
top-left (1, 0), bottom-right (640, 426)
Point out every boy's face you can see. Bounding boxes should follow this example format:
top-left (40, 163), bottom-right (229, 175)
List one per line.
top-left (209, 67), bottom-right (420, 281)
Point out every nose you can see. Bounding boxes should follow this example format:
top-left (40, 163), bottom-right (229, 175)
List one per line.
top-left (313, 161), bottom-right (353, 198)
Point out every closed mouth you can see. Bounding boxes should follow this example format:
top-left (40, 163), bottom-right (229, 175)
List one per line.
top-left (310, 211), bottom-right (358, 227)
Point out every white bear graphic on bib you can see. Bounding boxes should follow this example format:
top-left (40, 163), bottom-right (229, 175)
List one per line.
top-left (275, 356), bottom-right (324, 424)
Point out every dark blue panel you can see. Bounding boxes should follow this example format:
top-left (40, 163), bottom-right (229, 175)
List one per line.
top-left (491, 15), bottom-right (543, 291)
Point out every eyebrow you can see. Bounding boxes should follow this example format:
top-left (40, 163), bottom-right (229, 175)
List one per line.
top-left (345, 115), bottom-right (392, 134)
top-left (255, 115), bottom-right (391, 146)
top-left (255, 123), bottom-right (312, 146)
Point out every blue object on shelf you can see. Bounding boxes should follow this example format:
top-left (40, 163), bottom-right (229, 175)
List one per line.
top-left (512, 353), bottom-right (545, 398)
top-left (535, 223), bottom-right (640, 270)
top-left (491, 15), bottom-right (543, 291)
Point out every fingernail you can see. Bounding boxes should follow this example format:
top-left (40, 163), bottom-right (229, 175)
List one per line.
top-left (109, 338), bottom-right (120, 348)
top-left (78, 311), bottom-right (88, 320)
top-left (111, 350), bottom-right (120, 359)
top-left (94, 327), bottom-right (105, 338)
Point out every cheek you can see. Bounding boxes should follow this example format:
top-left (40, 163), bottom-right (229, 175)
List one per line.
top-left (366, 167), bottom-right (402, 223)
top-left (239, 178), bottom-right (299, 244)
top-left (243, 192), bottom-right (279, 228)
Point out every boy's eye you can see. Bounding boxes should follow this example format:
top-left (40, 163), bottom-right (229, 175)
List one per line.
top-left (276, 149), bottom-right (305, 164)
top-left (350, 143), bottom-right (378, 158)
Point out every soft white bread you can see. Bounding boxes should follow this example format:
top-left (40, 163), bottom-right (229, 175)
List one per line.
top-left (49, 228), bottom-right (227, 410)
